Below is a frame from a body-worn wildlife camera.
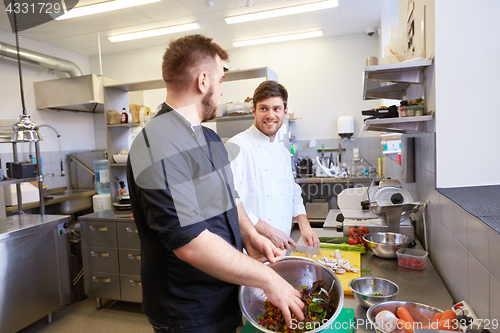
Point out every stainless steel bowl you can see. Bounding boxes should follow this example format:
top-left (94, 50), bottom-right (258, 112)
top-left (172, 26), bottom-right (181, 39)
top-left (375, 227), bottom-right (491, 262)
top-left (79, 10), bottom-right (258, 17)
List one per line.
top-left (239, 256), bottom-right (344, 333)
top-left (363, 232), bottom-right (413, 259)
top-left (366, 301), bottom-right (444, 333)
top-left (348, 277), bottom-right (399, 308)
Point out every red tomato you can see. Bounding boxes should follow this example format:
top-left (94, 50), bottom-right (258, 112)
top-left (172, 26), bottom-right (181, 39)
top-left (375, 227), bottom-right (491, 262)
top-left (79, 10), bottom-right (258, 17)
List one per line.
top-left (358, 226), bottom-right (369, 235)
top-left (348, 237), bottom-right (361, 245)
top-left (399, 259), bottom-right (405, 266)
top-left (348, 227), bottom-right (360, 238)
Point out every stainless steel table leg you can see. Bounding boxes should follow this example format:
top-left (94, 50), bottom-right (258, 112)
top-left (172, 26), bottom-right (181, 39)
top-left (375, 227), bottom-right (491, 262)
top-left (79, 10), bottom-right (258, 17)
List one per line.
top-left (46, 312), bottom-right (53, 324)
top-left (96, 297), bottom-right (102, 309)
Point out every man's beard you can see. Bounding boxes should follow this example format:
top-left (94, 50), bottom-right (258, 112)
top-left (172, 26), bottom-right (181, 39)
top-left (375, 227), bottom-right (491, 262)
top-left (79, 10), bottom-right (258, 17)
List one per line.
top-left (201, 86), bottom-right (217, 122)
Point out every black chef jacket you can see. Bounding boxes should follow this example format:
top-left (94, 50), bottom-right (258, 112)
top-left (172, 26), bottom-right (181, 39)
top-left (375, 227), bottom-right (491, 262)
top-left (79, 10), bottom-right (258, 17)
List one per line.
top-left (127, 103), bottom-right (243, 328)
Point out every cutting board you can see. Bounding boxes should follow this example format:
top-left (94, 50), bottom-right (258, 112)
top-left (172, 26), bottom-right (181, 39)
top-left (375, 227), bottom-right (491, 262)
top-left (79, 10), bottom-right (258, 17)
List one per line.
top-left (240, 307), bottom-right (355, 333)
top-left (291, 249), bottom-right (361, 295)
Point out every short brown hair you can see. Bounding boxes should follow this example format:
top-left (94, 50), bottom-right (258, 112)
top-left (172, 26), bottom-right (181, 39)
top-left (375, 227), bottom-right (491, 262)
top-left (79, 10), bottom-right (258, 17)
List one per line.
top-left (162, 34), bottom-right (228, 91)
top-left (253, 81), bottom-right (288, 110)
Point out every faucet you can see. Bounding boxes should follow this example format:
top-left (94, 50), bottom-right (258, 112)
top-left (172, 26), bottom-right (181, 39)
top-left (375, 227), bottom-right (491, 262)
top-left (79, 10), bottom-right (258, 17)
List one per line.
top-left (39, 125), bottom-right (65, 176)
top-left (359, 158), bottom-right (377, 175)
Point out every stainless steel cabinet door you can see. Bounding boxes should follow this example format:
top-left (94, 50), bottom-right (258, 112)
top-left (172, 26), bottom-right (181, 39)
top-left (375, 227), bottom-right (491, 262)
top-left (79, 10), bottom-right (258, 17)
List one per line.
top-left (81, 221), bottom-right (117, 247)
top-left (116, 222), bottom-right (140, 249)
top-left (120, 274), bottom-right (142, 303)
top-left (118, 249), bottom-right (141, 275)
top-left (82, 246), bottom-right (119, 274)
top-left (84, 272), bottom-right (120, 300)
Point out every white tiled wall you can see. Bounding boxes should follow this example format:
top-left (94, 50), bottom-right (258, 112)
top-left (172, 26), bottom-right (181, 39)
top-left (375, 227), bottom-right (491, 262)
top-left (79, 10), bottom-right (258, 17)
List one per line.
top-left (429, 194), bottom-right (500, 329)
top-left (385, 131), bottom-right (500, 328)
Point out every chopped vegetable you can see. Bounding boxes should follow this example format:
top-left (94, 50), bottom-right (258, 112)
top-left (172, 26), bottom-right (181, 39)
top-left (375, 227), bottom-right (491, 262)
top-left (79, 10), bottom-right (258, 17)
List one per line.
top-left (371, 292), bottom-right (384, 296)
top-left (256, 281), bottom-right (336, 333)
top-left (320, 242), bottom-right (366, 254)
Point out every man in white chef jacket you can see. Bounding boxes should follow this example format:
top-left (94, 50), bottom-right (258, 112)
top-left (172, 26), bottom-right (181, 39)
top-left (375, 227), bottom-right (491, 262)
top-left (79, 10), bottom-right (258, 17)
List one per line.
top-left (227, 81), bottom-right (320, 250)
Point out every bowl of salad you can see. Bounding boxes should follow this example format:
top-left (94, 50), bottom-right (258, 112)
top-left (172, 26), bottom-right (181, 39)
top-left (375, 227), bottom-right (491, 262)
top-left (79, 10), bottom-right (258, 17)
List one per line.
top-left (239, 256), bottom-right (344, 333)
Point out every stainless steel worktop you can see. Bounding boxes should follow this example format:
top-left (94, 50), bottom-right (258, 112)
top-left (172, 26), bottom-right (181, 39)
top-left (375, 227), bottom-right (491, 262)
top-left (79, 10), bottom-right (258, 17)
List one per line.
top-left (294, 177), bottom-right (378, 184)
top-left (293, 227), bottom-right (454, 332)
top-left (78, 208), bottom-right (133, 222)
top-left (0, 213), bottom-right (71, 240)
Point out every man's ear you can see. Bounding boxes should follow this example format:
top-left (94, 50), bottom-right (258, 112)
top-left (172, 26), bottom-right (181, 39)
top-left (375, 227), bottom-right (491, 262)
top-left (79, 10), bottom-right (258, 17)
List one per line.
top-left (197, 72), bottom-right (209, 93)
top-left (284, 107), bottom-right (288, 115)
top-left (252, 106), bottom-right (256, 115)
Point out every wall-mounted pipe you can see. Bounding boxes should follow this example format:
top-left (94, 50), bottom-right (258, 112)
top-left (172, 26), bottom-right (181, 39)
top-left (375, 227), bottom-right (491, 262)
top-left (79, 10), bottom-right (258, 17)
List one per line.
top-left (0, 41), bottom-right (83, 77)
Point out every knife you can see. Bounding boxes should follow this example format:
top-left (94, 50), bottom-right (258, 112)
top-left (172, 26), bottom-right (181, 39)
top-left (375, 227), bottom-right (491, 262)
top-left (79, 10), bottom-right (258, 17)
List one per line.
top-left (291, 244), bottom-right (322, 256)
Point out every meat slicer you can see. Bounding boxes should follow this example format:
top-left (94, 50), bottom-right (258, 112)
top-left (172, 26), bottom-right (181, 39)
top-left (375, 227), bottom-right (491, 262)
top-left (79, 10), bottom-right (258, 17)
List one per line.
top-left (337, 179), bottom-right (420, 238)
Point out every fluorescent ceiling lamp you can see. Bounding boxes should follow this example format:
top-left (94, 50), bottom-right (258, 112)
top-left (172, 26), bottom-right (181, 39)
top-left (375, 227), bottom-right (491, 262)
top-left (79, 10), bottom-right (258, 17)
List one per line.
top-left (108, 23), bottom-right (200, 42)
top-left (225, 0), bottom-right (338, 24)
top-left (233, 31), bottom-right (323, 47)
top-left (56, 0), bottom-right (161, 20)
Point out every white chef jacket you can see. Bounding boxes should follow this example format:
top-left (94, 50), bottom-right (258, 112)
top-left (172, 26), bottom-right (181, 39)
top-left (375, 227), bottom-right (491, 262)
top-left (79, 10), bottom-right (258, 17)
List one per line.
top-left (227, 125), bottom-right (306, 236)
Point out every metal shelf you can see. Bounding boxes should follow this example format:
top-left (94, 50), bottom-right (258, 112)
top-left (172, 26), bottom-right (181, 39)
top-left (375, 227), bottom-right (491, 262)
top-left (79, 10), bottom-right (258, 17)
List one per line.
top-left (110, 164), bottom-right (127, 167)
top-left (363, 59), bottom-right (432, 100)
top-left (0, 177), bottom-right (38, 187)
top-left (364, 115), bottom-right (433, 134)
top-left (107, 123), bottom-right (140, 128)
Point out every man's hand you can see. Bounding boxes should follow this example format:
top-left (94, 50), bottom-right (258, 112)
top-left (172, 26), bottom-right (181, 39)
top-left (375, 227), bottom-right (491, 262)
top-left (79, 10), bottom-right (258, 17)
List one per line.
top-left (263, 274), bottom-right (305, 327)
top-left (255, 220), bottom-right (297, 250)
top-left (295, 214), bottom-right (320, 248)
top-left (245, 233), bottom-right (283, 263)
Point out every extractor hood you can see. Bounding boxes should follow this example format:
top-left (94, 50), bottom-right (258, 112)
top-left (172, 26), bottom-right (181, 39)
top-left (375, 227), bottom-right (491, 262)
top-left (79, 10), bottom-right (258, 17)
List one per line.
top-left (34, 74), bottom-right (123, 113)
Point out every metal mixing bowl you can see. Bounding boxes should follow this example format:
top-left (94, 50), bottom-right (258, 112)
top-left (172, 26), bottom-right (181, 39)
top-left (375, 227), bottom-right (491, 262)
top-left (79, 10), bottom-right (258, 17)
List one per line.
top-left (366, 301), bottom-right (444, 333)
top-left (239, 256), bottom-right (344, 333)
top-left (363, 232), bottom-right (413, 259)
top-left (348, 277), bottom-right (399, 308)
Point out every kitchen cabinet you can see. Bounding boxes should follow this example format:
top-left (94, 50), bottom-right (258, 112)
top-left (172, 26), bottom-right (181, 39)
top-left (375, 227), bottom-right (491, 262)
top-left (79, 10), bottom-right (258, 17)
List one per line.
top-left (103, 67), bottom-right (278, 202)
top-left (79, 212), bottom-right (141, 307)
top-left (362, 59), bottom-right (433, 134)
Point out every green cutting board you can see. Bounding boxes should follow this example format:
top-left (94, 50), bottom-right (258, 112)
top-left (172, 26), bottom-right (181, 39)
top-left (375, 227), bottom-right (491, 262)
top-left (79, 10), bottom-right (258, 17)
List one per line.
top-left (240, 307), bottom-right (355, 333)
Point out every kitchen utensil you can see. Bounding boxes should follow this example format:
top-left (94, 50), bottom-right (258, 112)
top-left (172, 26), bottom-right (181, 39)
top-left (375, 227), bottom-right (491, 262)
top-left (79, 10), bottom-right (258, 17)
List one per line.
top-left (366, 301), bottom-right (444, 333)
top-left (292, 248), bottom-right (361, 295)
top-left (348, 277), bottom-right (399, 308)
top-left (113, 154), bottom-right (128, 164)
top-left (239, 256), bottom-right (344, 333)
top-left (363, 232), bottom-right (413, 259)
top-left (290, 244), bottom-right (322, 256)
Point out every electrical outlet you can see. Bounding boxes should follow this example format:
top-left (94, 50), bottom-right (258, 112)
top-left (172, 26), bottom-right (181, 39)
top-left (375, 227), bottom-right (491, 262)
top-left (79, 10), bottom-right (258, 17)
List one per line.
top-left (353, 148), bottom-right (360, 161)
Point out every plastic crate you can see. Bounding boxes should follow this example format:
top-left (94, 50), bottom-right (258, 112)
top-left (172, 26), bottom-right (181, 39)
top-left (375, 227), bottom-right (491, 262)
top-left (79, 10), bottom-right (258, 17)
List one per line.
top-left (396, 248), bottom-right (428, 270)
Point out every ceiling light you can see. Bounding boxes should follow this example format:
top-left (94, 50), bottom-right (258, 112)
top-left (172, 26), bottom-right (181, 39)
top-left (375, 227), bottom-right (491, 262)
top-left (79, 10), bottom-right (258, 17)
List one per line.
top-left (225, 0), bottom-right (338, 24)
top-left (233, 31), bottom-right (323, 47)
top-left (55, 0), bottom-right (161, 20)
top-left (108, 23), bottom-right (200, 42)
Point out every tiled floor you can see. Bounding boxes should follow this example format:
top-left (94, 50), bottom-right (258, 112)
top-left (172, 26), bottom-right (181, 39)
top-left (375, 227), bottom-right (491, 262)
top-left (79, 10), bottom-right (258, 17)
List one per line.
top-left (18, 297), bottom-right (244, 333)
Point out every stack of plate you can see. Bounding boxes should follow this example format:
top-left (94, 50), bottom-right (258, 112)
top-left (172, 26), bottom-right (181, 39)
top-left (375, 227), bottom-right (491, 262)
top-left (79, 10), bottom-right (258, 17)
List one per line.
top-left (113, 194), bottom-right (131, 210)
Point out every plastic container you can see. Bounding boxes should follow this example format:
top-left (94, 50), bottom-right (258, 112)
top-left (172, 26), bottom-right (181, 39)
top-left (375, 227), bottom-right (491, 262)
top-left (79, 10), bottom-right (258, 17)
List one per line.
top-left (396, 248), bottom-right (428, 270)
top-left (93, 159), bottom-right (110, 195)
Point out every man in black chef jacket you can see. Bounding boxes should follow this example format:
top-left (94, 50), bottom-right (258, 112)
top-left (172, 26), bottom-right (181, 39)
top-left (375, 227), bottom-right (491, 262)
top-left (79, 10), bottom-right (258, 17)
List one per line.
top-left (127, 34), bottom-right (305, 333)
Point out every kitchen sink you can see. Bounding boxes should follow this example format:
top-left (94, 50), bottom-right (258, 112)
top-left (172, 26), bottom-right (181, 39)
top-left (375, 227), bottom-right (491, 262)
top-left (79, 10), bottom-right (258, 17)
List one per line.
top-left (44, 188), bottom-right (96, 215)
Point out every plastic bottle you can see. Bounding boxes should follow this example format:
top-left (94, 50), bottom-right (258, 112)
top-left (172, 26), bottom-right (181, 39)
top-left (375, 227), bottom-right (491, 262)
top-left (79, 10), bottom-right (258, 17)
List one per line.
top-left (121, 108), bottom-right (128, 124)
top-left (93, 160), bottom-right (110, 194)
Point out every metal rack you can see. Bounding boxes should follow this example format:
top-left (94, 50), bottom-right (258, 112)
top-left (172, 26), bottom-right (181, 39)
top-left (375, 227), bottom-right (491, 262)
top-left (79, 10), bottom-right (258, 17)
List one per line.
top-left (0, 141), bottom-right (45, 215)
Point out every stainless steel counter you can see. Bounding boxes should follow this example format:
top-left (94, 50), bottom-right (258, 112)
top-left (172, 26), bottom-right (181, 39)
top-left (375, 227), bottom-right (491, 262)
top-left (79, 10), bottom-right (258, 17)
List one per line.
top-left (0, 214), bottom-right (72, 333)
top-left (78, 208), bottom-right (133, 222)
top-left (0, 213), bottom-right (71, 240)
top-left (294, 177), bottom-right (378, 184)
top-left (292, 227), bottom-right (454, 332)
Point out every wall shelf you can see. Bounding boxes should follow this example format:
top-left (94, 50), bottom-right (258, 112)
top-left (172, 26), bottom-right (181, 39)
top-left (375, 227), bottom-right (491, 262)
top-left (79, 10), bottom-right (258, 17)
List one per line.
top-left (364, 115), bottom-right (433, 134)
top-left (363, 59), bottom-right (432, 100)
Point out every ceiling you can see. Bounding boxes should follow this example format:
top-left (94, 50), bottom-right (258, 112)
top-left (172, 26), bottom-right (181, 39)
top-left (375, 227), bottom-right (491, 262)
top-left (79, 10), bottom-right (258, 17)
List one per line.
top-left (0, 0), bottom-right (384, 56)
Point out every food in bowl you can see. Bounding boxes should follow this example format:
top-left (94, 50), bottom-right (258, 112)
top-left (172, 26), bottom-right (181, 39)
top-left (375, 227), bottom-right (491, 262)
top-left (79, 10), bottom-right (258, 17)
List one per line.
top-left (257, 281), bottom-right (335, 332)
top-left (366, 301), bottom-right (450, 333)
top-left (239, 257), bottom-right (344, 333)
top-left (348, 277), bottom-right (399, 308)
